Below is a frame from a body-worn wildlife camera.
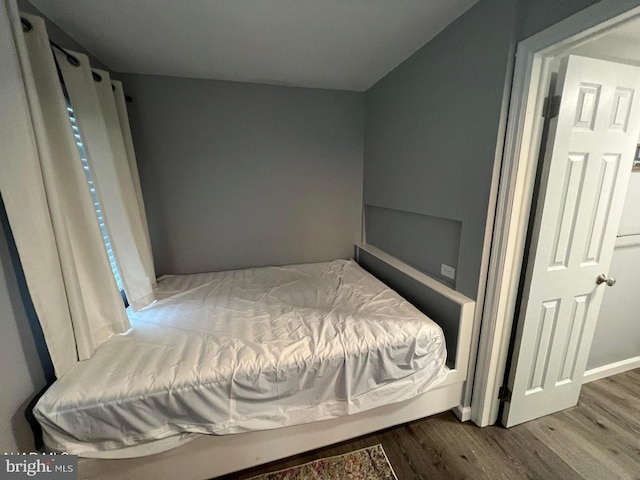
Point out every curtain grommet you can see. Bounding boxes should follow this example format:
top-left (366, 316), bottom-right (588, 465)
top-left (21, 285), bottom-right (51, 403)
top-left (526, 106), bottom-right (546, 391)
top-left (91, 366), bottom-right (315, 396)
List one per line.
top-left (21, 17), bottom-right (33, 32)
top-left (67, 55), bottom-right (80, 67)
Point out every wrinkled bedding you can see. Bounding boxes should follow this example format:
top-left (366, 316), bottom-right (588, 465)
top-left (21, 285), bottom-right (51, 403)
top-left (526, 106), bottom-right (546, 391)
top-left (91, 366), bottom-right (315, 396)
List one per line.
top-left (35, 259), bottom-right (447, 456)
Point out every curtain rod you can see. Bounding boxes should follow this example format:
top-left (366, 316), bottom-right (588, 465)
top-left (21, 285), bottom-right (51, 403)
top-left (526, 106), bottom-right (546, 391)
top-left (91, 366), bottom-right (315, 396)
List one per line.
top-left (20, 16), bottom-right (133, 103)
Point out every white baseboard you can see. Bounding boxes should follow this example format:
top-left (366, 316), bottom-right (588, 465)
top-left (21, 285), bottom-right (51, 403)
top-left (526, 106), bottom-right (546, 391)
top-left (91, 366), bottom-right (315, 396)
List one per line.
top-left (582, 356), bottom-right (640, 384)
top-left (453, 405), bottom-right (471, 422)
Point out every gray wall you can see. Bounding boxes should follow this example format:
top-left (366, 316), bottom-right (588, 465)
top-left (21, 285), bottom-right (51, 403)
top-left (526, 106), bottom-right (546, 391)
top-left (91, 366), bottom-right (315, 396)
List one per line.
top-left (365, 205), bottom-right (461, 287)
top-left (121, 74), bottom-right (364, 276)
top-left (519, 0), bottom-right (601, 40)
top-left (363, 0), bottom-right (600, 299)
top-left (0, 202), bottom-right (51, 453)
top-left (364, 0), bottom-right (519, 298)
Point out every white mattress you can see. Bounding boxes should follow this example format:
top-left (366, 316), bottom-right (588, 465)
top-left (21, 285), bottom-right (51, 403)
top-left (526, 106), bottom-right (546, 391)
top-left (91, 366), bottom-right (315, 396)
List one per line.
top-left (35, 260), bottom-right (447, 457)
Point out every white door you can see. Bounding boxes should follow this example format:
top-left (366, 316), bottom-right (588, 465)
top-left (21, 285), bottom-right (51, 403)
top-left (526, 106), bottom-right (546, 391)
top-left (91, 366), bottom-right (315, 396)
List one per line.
top-left (503, 55), bottom-right (640, 427)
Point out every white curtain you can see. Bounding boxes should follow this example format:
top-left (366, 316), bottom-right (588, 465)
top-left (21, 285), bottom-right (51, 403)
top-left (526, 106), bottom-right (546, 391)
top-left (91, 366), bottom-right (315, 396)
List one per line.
top-left (112, 80), bottom-right (155, 270)
top-left (95, 70), bottom-right (156, 308)
top-left (56, 57), bottom-right (157, 311)
top-left (0, 6), bottom-right (130, 377)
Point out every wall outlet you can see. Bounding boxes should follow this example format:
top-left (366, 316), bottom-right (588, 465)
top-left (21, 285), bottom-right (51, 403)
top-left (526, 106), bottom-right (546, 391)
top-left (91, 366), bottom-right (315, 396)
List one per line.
top-left (441, 264), bottom-right (456, 280)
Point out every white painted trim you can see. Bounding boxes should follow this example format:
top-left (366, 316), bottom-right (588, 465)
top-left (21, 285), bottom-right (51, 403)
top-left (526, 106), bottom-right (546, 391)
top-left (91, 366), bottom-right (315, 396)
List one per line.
top-left (583, 356), bottom-right (640, 384)
top-left (471, 0), bottom-right (640, 428)
top-left (356, 243), bottom-right (474, 305)
top-left (453, 404), bottom-right (472, 422)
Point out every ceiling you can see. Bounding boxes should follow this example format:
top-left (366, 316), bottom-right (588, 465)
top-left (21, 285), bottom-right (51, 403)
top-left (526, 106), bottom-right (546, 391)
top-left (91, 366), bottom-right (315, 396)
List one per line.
top-left (30, 0), bottom-right (478, 92)
top-left (569, 16), bottom-right (640, 67)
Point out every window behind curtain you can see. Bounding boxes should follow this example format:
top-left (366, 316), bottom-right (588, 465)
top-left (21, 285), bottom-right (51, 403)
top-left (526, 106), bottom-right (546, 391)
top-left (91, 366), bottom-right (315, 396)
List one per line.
top-left (66, 103), bottom-right (124, 293)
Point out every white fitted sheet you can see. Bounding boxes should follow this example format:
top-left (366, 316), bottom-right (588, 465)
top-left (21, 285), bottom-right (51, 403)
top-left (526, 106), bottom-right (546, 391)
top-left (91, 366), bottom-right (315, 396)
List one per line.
top-left (35, 260), bottom-right (447, 456)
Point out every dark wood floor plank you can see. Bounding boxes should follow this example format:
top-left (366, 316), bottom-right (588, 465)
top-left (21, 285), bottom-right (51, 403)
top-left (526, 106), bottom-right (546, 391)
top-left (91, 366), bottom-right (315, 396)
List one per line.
top-left (485, 423), bottom-right (583, 480)
top-left (526, 412), bottom-right (633, 480)
top-left (578, 390), bottom-right (640, 438)
top-left (566, 401), bottom-right (640, 463)
top-left (602, 370), bottom-right (640, 397)
top-left (382, 424), bottom-right (434, 480)
top-left (579, 376), bottom-right (640, 442)
top-left (410, 415), bottom-right (528, 479)
top-left (217, 369), bottom-right (640, 480)
top-left (587, 380), bottom-right (640, 410)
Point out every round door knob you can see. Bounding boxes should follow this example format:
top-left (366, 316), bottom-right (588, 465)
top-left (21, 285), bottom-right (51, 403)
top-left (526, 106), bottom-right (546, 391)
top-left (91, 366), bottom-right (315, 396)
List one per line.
top-left (596, 274), bottom-right (616, 286)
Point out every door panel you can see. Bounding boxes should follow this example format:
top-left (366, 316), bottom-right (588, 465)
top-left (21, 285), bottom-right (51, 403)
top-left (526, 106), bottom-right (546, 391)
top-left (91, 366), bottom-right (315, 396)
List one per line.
top-left (583, 153), bottom-right (619, 264)
top-left (550, 153), bottom-right (586, 269)
top-left (527, 298), bottom-right (559, 393)
top-left (557, 294), bottom-right (588, 385)
top-left (503, 55), bottom-right (640, 427)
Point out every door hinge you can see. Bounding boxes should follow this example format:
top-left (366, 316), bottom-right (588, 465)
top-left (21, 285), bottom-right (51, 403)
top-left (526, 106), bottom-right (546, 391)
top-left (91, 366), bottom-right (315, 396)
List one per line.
top-left (542, 95), bottom-right (561, 119)
top-left (498, 386), bottom-right (512, 402)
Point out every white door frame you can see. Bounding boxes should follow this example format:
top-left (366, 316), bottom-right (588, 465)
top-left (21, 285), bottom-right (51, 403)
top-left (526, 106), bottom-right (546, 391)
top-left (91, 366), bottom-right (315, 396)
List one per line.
top-left (471, 0), bottom-right (640, 427)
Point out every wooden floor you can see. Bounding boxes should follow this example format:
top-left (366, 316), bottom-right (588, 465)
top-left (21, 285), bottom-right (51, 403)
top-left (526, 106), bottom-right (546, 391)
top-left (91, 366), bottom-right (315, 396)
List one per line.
top-left (219, 369), bottom-right (640, 480)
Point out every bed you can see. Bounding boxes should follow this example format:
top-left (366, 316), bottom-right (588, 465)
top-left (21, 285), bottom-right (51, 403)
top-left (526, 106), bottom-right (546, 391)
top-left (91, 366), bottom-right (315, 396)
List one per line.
top-left (36, 244), bottom-right (475, 479)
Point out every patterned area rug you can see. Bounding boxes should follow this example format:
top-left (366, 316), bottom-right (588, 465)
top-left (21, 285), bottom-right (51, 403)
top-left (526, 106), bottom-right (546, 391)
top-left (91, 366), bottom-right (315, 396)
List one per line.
top-left (247, 444), bottom-right (398, 480)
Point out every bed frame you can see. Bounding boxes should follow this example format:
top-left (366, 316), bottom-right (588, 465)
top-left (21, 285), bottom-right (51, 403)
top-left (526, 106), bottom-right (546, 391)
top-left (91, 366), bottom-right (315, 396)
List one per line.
top-left (78, 244), bottom-right (475, 479)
